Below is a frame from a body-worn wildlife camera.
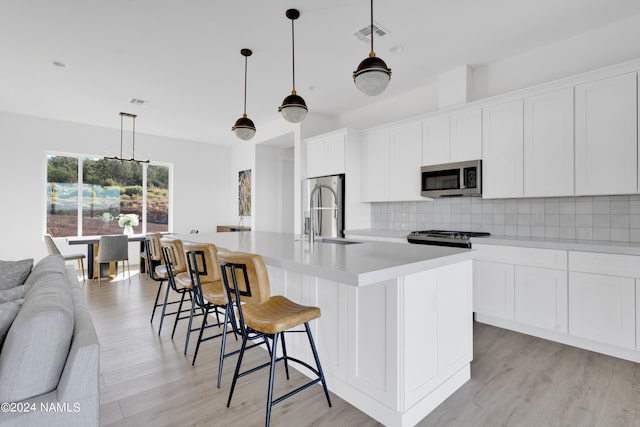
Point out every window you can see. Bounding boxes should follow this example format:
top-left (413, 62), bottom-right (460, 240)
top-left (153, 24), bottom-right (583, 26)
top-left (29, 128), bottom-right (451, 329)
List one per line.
top-left (46, 154), bottom-right (171, 237)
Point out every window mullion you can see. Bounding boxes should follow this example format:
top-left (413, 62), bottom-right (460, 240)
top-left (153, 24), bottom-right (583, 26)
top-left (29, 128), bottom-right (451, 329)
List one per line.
top-left (78, 156), bottom-right (83, 236)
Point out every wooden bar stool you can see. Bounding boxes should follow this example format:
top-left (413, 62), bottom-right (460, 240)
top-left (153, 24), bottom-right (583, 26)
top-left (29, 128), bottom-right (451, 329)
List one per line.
top-left (218, 251), bottom-right (332, 427)
top-left (183, 242), bottom-right (237, 366)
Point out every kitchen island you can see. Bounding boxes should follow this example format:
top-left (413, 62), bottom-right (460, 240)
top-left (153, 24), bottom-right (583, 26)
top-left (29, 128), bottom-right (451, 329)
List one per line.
top-left (171, 231), bottom-right (475, 427)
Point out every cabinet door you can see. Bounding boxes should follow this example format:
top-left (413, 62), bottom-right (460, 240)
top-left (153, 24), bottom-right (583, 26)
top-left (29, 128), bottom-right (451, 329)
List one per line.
top-left (422, 115), bottom-right (450, 166)
top-left (474, 260), bottom-right (514, 320)
top-left (389, 121), bottom-right (423, 201)
top-left (482, 99), bottom-right (524, 199)
top-left (524, 87), bottom-right (574, 197)
top-left (362, 130), bottom-right (390, 202)
top-left (322, 134), bottom-right (346, 176)
top-left (575, 72), bottom-right (637, 195)
top-left (305, 134), bottom-right (346, 178)
top-left (450, 109), bottom-right (482, 162)
top-left (569, 272), bottom-right (635, 349)
top-left (515, 266), bottom-right (568, 333)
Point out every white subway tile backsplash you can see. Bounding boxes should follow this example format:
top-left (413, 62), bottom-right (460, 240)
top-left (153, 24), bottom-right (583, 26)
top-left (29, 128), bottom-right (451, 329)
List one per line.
top-left (370, 195), bottom-right (640, 243)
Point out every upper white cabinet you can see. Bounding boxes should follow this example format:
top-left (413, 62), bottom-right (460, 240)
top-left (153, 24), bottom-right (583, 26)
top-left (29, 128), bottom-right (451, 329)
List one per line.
top-left (450, 109), bottom-right (482, 162)
top-left (524, 87), bottom-right (575, 197)
top-left (482, 99), bottom-right (524, 199)
top-left (575, 72), bottom-right (638, 195)
top-left (422, 115), bottom-right (450, 166)
top-left (362, 121), bottom-right (422, 202)
top-left (421, 109), bottom-right (481, 166)
top-left (305, 132), bottom-right (346, 178)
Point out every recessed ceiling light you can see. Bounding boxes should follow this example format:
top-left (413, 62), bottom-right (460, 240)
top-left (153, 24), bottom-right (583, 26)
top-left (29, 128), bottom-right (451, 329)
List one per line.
top-left (52, 61), bottom-right (66, 68)
top-left (308, 85), bottom-right (320, 92)
top-left (390, 45), bottom-right (404, 54)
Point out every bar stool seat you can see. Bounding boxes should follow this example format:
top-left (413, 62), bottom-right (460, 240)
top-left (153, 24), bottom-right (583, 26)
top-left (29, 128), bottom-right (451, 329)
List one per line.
top-left (201, 280), bottom-right (227, 305)
top-left (242, 296), bottom-right (320, 334)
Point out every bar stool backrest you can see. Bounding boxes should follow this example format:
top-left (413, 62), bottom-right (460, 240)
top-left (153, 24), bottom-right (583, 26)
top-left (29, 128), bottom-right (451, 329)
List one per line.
top-left (160, 238), bottom-right (187, 273)
top-left (183, 242), bottom-right (221, 284)
top-left (218, 251), bottom-right (271, 305)
top-left (145, 233), bottom-right (163, 262)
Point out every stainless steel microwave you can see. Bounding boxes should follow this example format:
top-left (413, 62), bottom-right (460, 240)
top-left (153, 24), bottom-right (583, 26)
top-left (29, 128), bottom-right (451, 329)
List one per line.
top-left (421, 160), bottom-right (482, 197)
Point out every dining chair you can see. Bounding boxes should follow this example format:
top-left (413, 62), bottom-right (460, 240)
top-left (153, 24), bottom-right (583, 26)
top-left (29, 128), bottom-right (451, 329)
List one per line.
top-left (95, 235), bottom-right (131, 285)
top-left (44, 234), bottom-right (86, 280)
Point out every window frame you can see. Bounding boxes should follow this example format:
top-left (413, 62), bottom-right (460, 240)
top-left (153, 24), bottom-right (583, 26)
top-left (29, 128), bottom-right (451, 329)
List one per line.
top-left (44, 151), bottom-right (173, 237)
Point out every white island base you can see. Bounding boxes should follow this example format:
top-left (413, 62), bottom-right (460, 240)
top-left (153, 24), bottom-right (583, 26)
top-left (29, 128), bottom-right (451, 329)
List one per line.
top-left (266, 259), bottom-right (473, 427)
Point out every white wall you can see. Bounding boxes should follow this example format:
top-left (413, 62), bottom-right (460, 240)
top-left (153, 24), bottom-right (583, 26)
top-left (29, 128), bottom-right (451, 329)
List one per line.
top-left (254, 145), bottom-right (294, 233)
top-left (472, 13), bottom-right (640, 100)
top-left (0, 111), bottom-right (231, 261)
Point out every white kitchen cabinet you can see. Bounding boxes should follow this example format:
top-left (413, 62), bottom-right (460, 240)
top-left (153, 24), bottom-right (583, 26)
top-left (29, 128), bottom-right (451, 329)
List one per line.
top-left (450, 109), bottom-right (482, 162)
top-left (422, 115), bottom-right (450, 166)
top-left (362, 130), bottom-right (390, 202)
top-left (362, 121), bottom-right (422, 202)
top-left (569, 271), bottom-right (635, 349)
top-left (482, 99), bottom-right (524, 199)
top-left (474, 260), bottom-right (514, 320)
top-left (305, 132), bottom-right (346, 178)
top-left (524, 87), bottom-right (574, 197)
top-left (575, 72), bottom-right (637, 195)
top-left (514, 266), bottom-right (568, 333)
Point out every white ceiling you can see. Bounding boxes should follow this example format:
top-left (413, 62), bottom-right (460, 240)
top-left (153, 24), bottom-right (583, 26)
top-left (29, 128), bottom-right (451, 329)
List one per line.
top-left (1, 0), bottom-right (639, 146)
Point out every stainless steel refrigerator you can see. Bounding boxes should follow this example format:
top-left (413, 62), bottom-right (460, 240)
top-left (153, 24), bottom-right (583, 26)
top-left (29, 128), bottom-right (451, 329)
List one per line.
top-left (303, 174), bottom-right (345, 239)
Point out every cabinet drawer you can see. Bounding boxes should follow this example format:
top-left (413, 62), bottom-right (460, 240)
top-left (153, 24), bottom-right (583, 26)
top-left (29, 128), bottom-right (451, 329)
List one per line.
top-left (569, 251), bottom-right (640, 278)
top-left (474, 244), bottom-right (567, 270)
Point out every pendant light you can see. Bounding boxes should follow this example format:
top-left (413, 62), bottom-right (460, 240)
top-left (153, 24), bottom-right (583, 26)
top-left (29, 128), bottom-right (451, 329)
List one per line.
top-left (278, 9), bottom-right (307, 123)
top-left (353, 0), bottom-right (392, 96)
top-left (232, 49), bottom-right (256, 140)
top-left (104, 112), bottom-right (149, 163)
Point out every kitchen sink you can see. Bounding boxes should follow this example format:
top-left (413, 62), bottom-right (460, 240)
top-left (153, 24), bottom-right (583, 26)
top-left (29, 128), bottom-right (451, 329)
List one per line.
top-left (315, 238), bottom-right (363, 245)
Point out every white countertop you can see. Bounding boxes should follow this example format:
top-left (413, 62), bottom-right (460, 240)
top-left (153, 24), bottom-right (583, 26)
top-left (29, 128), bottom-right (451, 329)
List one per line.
top-left (473, 235), bottom-right (640, 256)
top-left (170, 231), bottom-right (475, 286)
top-left (346, 228), bottom-right (640, 256)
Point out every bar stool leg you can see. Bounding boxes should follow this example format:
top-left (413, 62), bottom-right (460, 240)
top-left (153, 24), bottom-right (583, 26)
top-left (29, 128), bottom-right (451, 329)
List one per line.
top-left (150, 280), bottom-right (164, 323)
top-left (305, 322), bottom-right (332, 407)
top-left (192, 305), bottom-right (210, 366)
top-left (183, 293), bottom-right (194, 355)
top-left (158, 279), bottom-right (172, 335)
top-left (265, 333), bottom-right (280, 427)
top-left (227, 336), bottom-right (249, 407)
top-left (280, 332), bottom-right (290, 380)
top-left (172, 292), bottom-right (187, 340)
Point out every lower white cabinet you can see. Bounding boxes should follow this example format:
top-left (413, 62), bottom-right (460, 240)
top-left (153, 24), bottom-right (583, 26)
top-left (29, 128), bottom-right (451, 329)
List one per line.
top-left (514, 266), bottom-right (567, 333)
top-left (474, 260), bottom-right (514, 320)
top-left (569, 271), bottom-right (635, 350)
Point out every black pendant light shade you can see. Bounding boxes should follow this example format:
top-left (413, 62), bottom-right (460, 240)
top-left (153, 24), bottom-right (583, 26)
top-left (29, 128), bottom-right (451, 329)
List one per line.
top-left (353, 0), bottom-right (391, 96)
top-left (278, 9), bottom-right (308, 123)
top-left (232, 48), bottom-right (256, 140)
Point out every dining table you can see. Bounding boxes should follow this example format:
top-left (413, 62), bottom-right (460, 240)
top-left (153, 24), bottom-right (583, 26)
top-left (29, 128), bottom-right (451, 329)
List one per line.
top-left (67, 234), bottom-right (146, 279)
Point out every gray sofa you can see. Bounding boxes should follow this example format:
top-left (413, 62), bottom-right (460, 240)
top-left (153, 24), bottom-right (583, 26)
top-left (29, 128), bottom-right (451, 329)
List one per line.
top-left (0, 255), bottom-right (99, 427)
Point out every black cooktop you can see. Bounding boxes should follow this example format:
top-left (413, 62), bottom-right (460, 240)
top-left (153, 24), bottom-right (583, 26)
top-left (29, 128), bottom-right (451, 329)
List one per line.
top-left (407, 230), bottom-right (491, 248)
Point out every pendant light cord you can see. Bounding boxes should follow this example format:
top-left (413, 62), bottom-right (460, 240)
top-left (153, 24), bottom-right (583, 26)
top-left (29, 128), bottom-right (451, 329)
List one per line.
top-left (370, 0), bottom-right (375, 55)
top-left (243, 54), bottom-right (248, 115)
top-left (291, 17), bottom-right (296, 92)
top-left (119, 113), bottom-right (124, 158)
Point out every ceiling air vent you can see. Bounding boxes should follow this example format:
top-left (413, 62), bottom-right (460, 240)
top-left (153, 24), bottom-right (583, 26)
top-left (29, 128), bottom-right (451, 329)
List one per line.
top-left (129, 98), bottom-right (150, 105)
top-left (353, 22), bottom-right (388, 43)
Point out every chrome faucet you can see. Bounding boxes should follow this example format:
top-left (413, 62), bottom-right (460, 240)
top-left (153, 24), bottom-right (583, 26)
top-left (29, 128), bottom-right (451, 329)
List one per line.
top-left (308, 184), bottom-right (338, 244)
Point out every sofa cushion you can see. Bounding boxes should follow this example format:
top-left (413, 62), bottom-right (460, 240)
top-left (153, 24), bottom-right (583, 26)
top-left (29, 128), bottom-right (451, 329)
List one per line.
top-left (23, 255), bottom-right (65, 293)
top-left (0, 258), bottom-right (33, 291)
top-left (0, 285), bottom-right (26, 303)
top-left (0, 299), bottom-right (24, 348)
top-left (0, 271), bottom-right (74, 402)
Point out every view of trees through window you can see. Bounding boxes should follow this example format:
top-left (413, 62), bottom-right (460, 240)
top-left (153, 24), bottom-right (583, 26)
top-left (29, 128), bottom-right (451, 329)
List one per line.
top-left (46, 155), bottom-right (170, 237)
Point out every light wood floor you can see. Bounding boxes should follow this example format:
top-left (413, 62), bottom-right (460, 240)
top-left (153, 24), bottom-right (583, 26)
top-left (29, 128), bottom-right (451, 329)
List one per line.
top-left (85, 271), bottom-right (640, 427)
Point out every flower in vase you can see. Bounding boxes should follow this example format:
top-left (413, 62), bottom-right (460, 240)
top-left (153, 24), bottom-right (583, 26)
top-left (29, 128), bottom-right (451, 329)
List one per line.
top-left (117, 213), bottom-right (139, 228)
